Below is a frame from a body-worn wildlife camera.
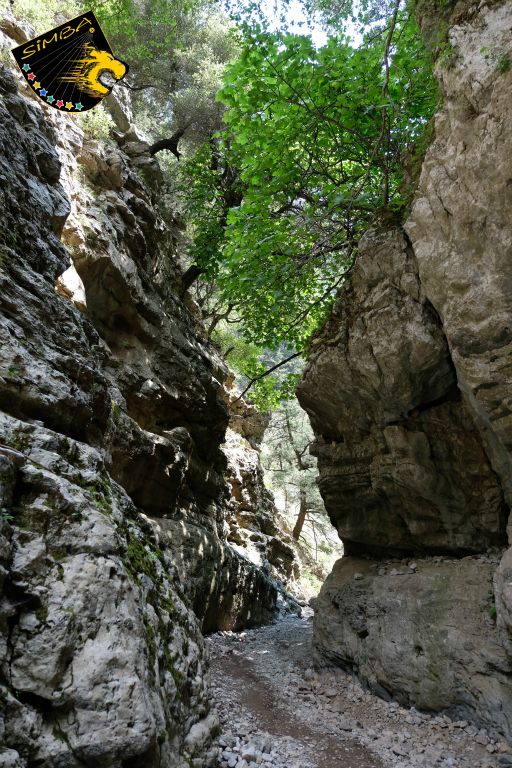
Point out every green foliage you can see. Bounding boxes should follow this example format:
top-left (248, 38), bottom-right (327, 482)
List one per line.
top-left (297, 567), bottom-right (323, 597)
top-left (93, 0), bottom-right (193, 72)
top-left (1, 0), bottom-right (79, 30)
top-left (480, 46), bottom-right (511, 74)
top-left (75, 103), bottom-right (115, 139)
top-left (212, 322), bottom-right (298, 409)
top-left (181, 8), bottom-right (437, 360)
top-left (93, 0), bottom-right (238, 148)
top-left (261, 398), bottom-right (343, 595)
top-left (303, 0), bottom-right (398, 31)
top-left (261, 399), bottom-right (322, 509)
top-left (498, 54), bottom-right (511, 73)
top-left (122, 527), bottom-right (164, 584)
top-left (169, 13), bottom-right (240, 148)
top-left (0, 507), bottom-right (14, 523)
top-left (0, 45), bottom-right (13, 69)
top-left (181, 142), bottom-right (234, 272)
top-left (437, 39), bottom-right (459, 69)
top-left (212, 322), bottom-right (261, 375)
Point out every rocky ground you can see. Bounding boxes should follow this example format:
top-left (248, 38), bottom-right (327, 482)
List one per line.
top-left (208, 611), bottom-right (512, 768)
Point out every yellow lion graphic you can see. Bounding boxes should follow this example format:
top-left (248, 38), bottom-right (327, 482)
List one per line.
top-left (59, 44), bottom-right (127, 97)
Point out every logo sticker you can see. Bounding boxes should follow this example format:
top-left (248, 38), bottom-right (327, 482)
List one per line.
top-left (11, 11), bottom-right (129, 112)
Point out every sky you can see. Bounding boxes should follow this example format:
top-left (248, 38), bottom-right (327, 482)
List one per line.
top-left (235, 0), bottom-right (362, 47)
top-left (260, 0), bottom-right (328, 46)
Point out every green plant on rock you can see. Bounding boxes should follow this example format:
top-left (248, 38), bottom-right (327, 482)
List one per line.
top-left (481, 46), bottom-right (511, 74)
top-left (498, 53), bottom-right (511, 73)
top-left (0, 507), bottom-right (14, 523)
top-left (110, 400), bottom-right (123, 426)
top-left (35, 604), bottom-right (48, 624)
top-left (125, 536), bottom-right (162, 583)
top-left (438, 40), bottom-right (459, 69)
top-left (52, 723), bottom-right (72, 746)
top-left (0, 48), bottom-right (12, 68)
top-left (7, 426), bottom-right (31, 453)
top-left (82, 473), bottom-right (113, 517)
top-left (75, 104), bottom-right (115, 139)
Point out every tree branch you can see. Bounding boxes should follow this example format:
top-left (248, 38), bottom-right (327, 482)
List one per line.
top-left (149, 123), bottom-right (192, 159)
top-left (232, 349), bottom-right (303, 403)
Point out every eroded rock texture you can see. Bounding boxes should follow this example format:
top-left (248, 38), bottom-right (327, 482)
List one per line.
top-left (298, 0), bottom-right (512, 739)
top-left (299, 227), bottom-right (507, 555)
top-left (160, 396), bottom-right (299, 633)
top-left (0, 417), bottom-right (217, 768)
top-left (0, 18), bottom-right (289, 765)
top-left (314, 554), bottom-right (512, 738)
top-left (407, 0), bottom-right (512, 509)
top-left (223, 398), bottom-right (298, 588)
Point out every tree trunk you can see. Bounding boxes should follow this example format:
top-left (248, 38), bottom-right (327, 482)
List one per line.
top-left (181, 264), bottom-right (203, 292)
top-left (293, 489), bottom-right (307, 541)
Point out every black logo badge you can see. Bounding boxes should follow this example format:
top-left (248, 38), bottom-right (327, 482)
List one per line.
top-left (11, 11), bottom-right (129, 113)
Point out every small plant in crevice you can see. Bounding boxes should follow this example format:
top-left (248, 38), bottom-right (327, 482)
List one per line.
top-left (438, 40), bottom-right (460, 69)
top-left (75, 104), bottom-right (115, 140)
top-left (497, 53), bottom-right (511, 73)
top-left (480, 46), bottom-right (511, 73)
top-left (0, 507), bottom-right (14, 523)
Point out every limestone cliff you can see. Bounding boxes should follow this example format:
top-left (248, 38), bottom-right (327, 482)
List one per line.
top-left (0, 17), bottom-right (295, 766)
top-left (298, 0), bottom-right (512, 740)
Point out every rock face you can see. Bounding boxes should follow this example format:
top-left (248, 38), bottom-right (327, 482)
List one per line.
top-left (314, 554), bottom-right (512, 738)
top-left (223, 397), bottom-right (298, 588)
top-left (0, 19), bottom-right (289, 765)
top-left (0, 417), bottom-right (217, 768)
top-left (161, 396), bottom-right (299, 633)
top-left (407, 0), bottom-right (512, 510)
top-left (299, 227), bottom-right (507, 556)
top-left (298, 0), bottom-right (512, 740)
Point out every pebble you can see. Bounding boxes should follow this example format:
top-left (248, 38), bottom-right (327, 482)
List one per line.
top-left (208, 615), bottom-right (503, 768)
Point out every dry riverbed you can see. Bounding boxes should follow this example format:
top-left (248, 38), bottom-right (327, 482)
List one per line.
top-left (208, 611), bottom-right (512, 768)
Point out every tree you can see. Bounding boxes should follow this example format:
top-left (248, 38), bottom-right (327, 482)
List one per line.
top-left (261, 399), bottom-right (324, 542)
top-left (93, 0), bottom-right (239, 152)
top-left (180, 4), bottom-right (437, 390)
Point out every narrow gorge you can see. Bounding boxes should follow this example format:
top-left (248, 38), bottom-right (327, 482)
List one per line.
top-left (0, 0), bottom-right (511, 766)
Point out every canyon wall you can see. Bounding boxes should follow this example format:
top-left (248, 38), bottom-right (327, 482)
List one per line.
top-left (0, 17), bottom-right (295, 766)
top-left (298, 0), bottom-right (512, 739)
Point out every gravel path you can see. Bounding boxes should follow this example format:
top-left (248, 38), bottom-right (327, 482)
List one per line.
top-left (208, 611), bottom-right (512, 768)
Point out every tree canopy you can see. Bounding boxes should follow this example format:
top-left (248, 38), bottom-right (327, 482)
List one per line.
top-left (179, 0), bottom-right (437, 401)
top-left (92, 0), bottom-right (239, 148)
